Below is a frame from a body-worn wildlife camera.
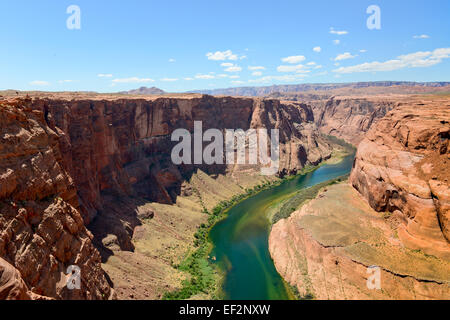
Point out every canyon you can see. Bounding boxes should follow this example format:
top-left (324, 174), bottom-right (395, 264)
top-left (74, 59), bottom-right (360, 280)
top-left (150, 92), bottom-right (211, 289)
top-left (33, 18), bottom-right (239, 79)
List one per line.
top-left (1, 89), bottom-right (448, 300)
top-left (0, 93), bottom-right (332, 299)
top-left (291, 95), bottom-right (397, 145)
top-left (269, 95), bottom-right (450, 299)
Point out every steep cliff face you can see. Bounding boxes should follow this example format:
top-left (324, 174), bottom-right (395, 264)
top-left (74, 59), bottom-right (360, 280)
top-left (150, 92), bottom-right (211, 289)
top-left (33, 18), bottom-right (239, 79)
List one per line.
top-left (0, 101), bottom-right (113, 299)
top-left (265, 93), bottom-right (397, 146)
top-left (0, 94), bottom-right (331, 299)
top-left (350, 99), bottom-right (450, 259)
top-left (269, 97), bottom-right (450, 300)
top-left (32, 95), bottom-right (330, 225)
top-left (309, 96), bottom-right (396, 145)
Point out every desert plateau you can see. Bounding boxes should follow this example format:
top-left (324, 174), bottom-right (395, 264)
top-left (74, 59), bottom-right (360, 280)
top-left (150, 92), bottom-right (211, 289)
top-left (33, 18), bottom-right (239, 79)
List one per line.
top-left (0, 1), bottom-right (449, 308)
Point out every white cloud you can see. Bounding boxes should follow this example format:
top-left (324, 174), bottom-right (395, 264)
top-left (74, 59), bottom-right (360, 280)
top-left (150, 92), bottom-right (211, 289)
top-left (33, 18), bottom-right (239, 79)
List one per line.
top-left (98, 73), bottom-right (113, 78)
top-left (217, 74), bottom-right (228, 78)
top-left (334, 62), bottom-right (340, 66)
top-left (224, 65), bottom-right (242, 72)
top-left (281, 55), bottom-right (306, 64)
top-left (195, 74), bottom-right (215, 79)
top-left (231, 80), bottom-right (245, 85)
top-left (161, 78), bottom-right (178, 82)
top-left (218, 62), bottom-right (242, 72)
top-left (30, 80), bottom-right (50, 86)
top-left (206, 50), bottom-right (238, 61)
top-left (252, 71), bottom-right (263, 76)
top-left (168, 58), bottom-right (176, 62)
top-left (248, 66), bottom-right (265, 70)
top-left (112, 77), bottom-right (154, 83)
top-left (249, 74), bottom-right (308, 83)
top-left (333, 47), bottom-right (450, 74)
top-left (334, 52), bottom-right (357, 61)
top-left (229, 75), bottom-right (240, 79)
top-left (239, 55), bottom-right (247, 60)
top-left (277, 64), bottom-right (310, 73)
top-left (306, 62), bottom-right (316, 66)
top-left (413, 34), bottom-right (430, 39)
top-left (333, 39), bottom-right (340, 45)
top-left (314, 65), bottom-right (322, 69)
top-left (313, 46), bottom-right (321, 53)
top-left (360, 49), bottom-right (367, 53)
top-left (184, 77), bottom-right (194, 81)
top-left (330, 27), bottom-right (348, 35)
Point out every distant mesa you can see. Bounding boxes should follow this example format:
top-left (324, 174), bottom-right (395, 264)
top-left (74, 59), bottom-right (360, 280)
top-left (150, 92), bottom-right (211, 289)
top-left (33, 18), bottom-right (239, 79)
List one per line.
top-left (190, 81), bottom-right (450, 96)
top-left (119, 86), bottom-right (166, 95)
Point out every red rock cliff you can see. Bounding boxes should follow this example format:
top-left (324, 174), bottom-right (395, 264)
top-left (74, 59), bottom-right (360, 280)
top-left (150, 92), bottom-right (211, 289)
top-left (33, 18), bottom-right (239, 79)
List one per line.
top-left (0, 94), bottom-right (332, 299)
top-left (0, 101), bottom-right (113, 299)
top-left (310, 96), bottom-right (396, 145)
top-left (270, 97), bottom-right (450, 300)
top-left (350, 98), bottom-right (450, 259)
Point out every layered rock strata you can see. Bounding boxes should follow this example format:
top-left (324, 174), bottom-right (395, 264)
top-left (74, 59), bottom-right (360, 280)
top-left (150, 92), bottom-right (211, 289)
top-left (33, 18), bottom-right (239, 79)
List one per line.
top-left (350, 99), bottom-right (450, 259)
top-left (270, 183), bottom-right (450, 299)
top-left (270, 97), bottom-right (450, 299)
top-left (0, 94), bottom-right (331, 299)
top-left (0, 101), bottom-right (113, 299)
top-left (309, 96), bottom-right (396, 145)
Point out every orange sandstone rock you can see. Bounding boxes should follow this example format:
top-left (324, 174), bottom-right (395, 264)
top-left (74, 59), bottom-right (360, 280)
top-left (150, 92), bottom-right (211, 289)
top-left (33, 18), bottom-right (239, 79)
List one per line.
top-left (350, 99), bottom-right (450, 259)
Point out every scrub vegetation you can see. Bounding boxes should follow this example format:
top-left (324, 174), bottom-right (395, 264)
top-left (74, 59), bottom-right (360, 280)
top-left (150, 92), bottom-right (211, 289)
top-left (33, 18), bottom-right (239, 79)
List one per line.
top-left (272, 174), bottom-right (349, 224)
top-left (163, 179), bottom-right (282, 299)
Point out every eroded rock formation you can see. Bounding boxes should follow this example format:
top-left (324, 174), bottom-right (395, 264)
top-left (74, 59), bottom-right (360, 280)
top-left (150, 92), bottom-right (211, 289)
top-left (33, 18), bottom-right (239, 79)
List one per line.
top-left (32, 95), bottom-right (331, 224)
top-left (0, 94), bottom-right (331, 299)
top-left (0, 257), bottom-right (32, 300)
top-left (270, 183), bottom-right (450, 299)
top-left (270, 97), bottom-right (450, 299)
top-left (309, 96), bottom-right (396, 145)
top-left (350, 99), bottom-right (450, 259)
top-left (265, 93), bottom-right (398, 146)
top-left (0, 101), bottom-right (113, 299)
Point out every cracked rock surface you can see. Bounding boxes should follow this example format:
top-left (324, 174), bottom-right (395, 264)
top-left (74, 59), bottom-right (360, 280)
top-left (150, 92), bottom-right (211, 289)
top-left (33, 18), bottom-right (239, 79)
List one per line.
top-left (270, 97), bottom-right (450, 299)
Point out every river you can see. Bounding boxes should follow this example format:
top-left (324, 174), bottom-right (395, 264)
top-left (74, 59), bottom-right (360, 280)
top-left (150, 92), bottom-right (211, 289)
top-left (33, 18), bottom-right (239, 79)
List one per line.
top-left (209, 153), bottom-right (355, 299)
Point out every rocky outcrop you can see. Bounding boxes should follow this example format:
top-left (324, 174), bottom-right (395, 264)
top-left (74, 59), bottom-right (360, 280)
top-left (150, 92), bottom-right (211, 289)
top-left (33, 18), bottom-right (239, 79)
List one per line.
top-left (264, 93), bottom-right (397, 146)
top-left (350, 99), bottom-right (450, 259)
top-left (270, 183), bottom-right (450, 300)
top-left (0, 102), bottom-right (113, 299)
top-left (28, 95), bottom-right (330, 225)
top-left (0, 257), bottom-right (32, 300)
top-left (269, 97), bottom-right (450, 300)
top-left (0, 94), bottom-right (331, 299)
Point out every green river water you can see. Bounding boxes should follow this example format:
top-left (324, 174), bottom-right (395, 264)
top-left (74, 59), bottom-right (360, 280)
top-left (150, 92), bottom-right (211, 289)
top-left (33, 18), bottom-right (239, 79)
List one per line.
top-left (209, 153), bottom-right (355, 300)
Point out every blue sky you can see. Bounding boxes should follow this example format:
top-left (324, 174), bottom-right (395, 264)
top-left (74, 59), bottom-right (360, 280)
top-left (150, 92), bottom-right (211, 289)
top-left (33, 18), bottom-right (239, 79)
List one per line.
top-left (1, 0), bottom-right (449, 92)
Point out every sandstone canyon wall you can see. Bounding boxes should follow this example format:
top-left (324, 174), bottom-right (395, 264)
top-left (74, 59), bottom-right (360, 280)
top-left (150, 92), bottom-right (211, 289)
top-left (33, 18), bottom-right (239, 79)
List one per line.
top-left (0, 101), bottom-right (113, 299)
top-left (308, 96), bottom-right (396, 145)
top-left (350, 98), bottom-right (450, 259)
top-left (270, 97), bottom-right (450, 299)
top-left (0, 94), bottom-right (332, 299)
top-left (267, 93), bottom-right (398, 146)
